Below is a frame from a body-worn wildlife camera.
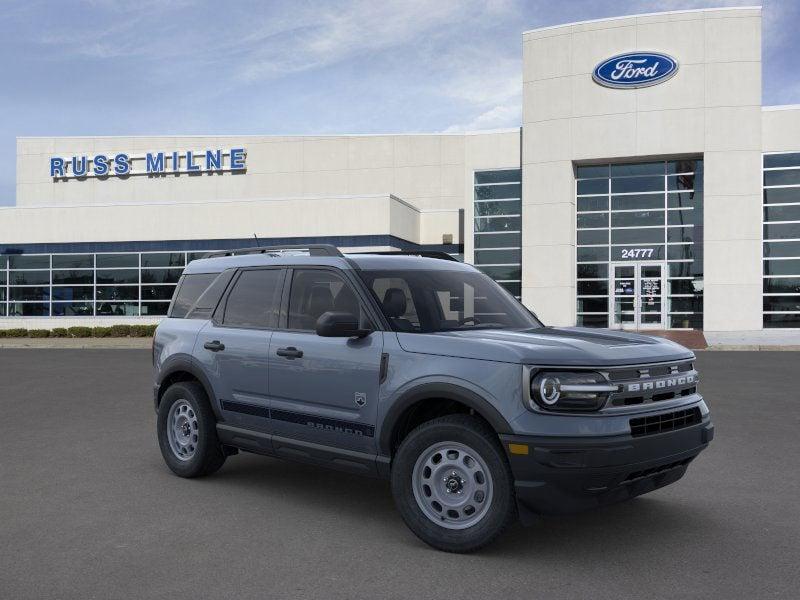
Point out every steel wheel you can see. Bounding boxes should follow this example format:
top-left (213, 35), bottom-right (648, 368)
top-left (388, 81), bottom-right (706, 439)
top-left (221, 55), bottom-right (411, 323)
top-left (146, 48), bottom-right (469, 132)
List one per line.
top-left (166, 399), bottom-right (199, 461)
top-left (411, 441), bottom-right (494, 530)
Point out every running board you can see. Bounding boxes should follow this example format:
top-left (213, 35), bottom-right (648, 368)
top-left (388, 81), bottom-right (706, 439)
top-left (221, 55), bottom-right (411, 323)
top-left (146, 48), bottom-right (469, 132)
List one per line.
top-left (216, 423), bottom-right (383, 478)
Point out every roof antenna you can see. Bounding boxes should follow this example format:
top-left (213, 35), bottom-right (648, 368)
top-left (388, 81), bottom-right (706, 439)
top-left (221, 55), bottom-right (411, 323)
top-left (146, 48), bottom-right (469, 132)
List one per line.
top-left (253, 232), bottom-right (260, 247)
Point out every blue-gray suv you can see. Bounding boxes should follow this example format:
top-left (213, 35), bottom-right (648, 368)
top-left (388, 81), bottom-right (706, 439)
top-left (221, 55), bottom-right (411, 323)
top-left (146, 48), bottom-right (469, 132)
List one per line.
top-left (153, 244), bottom-right (713, 552)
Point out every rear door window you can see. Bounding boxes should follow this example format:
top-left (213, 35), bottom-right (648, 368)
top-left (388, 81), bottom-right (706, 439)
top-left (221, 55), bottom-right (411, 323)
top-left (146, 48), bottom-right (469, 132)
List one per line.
top-left (222, 269), bottom-right (284, 329)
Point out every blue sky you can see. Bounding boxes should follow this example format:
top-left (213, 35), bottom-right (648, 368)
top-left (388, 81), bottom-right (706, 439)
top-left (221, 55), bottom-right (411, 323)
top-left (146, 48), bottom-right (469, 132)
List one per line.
top-left (1, 0), bottom-right (798, 206)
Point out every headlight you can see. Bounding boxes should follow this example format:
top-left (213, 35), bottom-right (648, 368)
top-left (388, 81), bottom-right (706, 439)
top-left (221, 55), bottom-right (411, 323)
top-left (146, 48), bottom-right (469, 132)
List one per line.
top-left (529, 371), bottom-right (617, 412)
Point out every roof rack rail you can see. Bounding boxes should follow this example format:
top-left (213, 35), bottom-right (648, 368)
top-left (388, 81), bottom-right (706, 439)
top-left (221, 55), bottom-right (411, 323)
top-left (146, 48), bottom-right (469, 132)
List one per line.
top-left (351, 250), bottom-right (459, 262)
top-left (204, 244), bottom-right (344, 259)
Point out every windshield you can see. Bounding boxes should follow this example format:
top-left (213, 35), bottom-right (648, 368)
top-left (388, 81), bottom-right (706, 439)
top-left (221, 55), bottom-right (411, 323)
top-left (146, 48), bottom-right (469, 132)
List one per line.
top-left (358, 269), bottom-right (542, 333)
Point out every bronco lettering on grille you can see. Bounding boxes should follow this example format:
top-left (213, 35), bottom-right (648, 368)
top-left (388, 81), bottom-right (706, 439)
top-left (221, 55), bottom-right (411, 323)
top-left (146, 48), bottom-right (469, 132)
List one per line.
top-left (627, 374), bottom-right (695, 393)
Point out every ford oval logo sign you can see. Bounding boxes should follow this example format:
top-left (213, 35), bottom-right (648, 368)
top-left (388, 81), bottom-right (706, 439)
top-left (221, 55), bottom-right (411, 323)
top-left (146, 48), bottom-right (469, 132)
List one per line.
top-left (593, 52), bottom-right (679, 89)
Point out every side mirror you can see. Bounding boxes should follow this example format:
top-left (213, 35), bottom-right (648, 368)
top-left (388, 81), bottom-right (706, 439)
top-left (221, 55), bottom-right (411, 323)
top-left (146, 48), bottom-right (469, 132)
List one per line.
top-left (315, 311), bottom-right (372, 338)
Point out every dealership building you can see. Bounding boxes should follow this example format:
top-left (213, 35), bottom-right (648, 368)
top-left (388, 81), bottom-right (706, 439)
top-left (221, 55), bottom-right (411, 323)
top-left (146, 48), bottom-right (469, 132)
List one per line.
top-left (3, 6), bottom-right (800, 338)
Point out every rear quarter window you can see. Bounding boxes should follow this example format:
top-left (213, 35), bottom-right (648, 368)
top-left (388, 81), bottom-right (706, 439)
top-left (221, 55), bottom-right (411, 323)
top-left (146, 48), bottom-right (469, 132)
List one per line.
top-left (169, 273), bottom-right (220, 318)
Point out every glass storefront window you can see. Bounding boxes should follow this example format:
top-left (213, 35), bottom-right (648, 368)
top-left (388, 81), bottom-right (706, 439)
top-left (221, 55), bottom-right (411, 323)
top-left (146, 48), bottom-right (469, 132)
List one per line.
top-left (764, 153), bottom-right (800, 328)
top-left (576, 159), bottom-right (704, 330)
top-left (474, 169), bottom-right (522, 298)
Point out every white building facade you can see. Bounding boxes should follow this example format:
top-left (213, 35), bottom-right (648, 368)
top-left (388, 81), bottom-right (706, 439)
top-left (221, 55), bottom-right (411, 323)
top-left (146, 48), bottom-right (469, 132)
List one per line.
top-left (4, 6), bottom-right (800, 335)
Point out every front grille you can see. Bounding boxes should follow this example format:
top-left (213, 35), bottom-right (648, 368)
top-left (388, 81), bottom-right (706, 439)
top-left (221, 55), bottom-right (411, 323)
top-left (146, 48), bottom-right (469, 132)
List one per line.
top-left (608, 361), bottom-right (698, 407)
top-left (629, 407), bottom-right (701, 437)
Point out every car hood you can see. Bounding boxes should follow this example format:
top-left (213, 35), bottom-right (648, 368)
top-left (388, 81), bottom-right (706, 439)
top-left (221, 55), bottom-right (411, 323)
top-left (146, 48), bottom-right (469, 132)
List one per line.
top-left (395, 327), bottom-right (693, 366)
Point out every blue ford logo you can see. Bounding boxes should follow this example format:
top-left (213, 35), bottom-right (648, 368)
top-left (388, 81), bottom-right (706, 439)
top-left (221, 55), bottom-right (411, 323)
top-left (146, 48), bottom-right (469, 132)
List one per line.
top-left (593, 52), bottom-right (678, 89)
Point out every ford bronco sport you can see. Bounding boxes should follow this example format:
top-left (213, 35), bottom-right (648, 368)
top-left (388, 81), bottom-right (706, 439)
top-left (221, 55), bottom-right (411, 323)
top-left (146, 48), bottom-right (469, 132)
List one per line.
top-left (153, 244), bottom-right (713, 552)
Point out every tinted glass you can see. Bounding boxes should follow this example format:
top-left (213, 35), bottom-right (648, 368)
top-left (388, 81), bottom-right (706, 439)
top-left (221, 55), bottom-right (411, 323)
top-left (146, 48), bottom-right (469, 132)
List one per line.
top-left (474, 201), bottom-right (520, 216)
top-left (577, 314), bottom-right (608, 327)
top-left (8, 303), bottom-right (49, 316)
top-left (141, 302), bottom-right (171, 316)
top-left (224, 269), bottom-right (283, 328)
top-left (667, 174), bottom-right (699, 191)
top-left (96, 302), bottom-right (138, 316)
top-left (764, 205), bottom-right (800, 223)
top-left (611, 228), bottom-right (664, 244)
top-left (52, 286), bottom-right (93, 301)
top-left (611, 210), bottom-right (664, 228)
top-left (96, 286), bottom-right (138, 301)
top-left (96, 254), bottom-right (138, 268)
top-left (473, 249), bottom-right (521, 264)
top-left (52, 302), bottom-right (94, 316)
top-left (288, 269), bottom-right (365, 331)
top-left (9, 255), bottom-right (48, 269)
top-left (668, 209), bottom-right (701, 226)
top-left (577, 230), bottom-right (608, 245)
top-left (576, 165), bottom-right (608, 178)
top-left (473, 233), bottom-right (520, 249)
top-left (612, 194), bottom-right (663, 211)
top-left (358, 269), bottom-right (540, 333)
top-left (52, 254), bottom-right (93, 269)
top-left (764, 223), bottom-right (800, 240)
top-left (577, 197), bottom-right (608, 212)
top-left (474, 170), bottom-right (520, 185)
top-left (763, 241), bottom-right (800, 258)
top-left (53, 270), bottom-right (93, 284)
top-left (577, 179), bottom-right (608, 195)
top-left (9, 271), bottom-right (50, 285)
top-left (763, 296), bottom-right (800, 312)
top-left (9, 287), bottom-right (50, 301)
top-left (141, 253), bottom-right (185, 268)
top-left (474, 216), bottom-right (520, 232)
top-left (577, 281), bottom-right (608, 295)
top-left (611, 176), bottom-right (663, 194)
top-left (611, 162), bottom-right (663, 177)
top-left (142, 268), bottom-right (183, 284)
top-left (763, 259), bottom-right (800, 276)
top-left (763, 314), bottom-right (800, 327)
top-left (96, 269), bottom-right (138, 284)
top-left (476, 266), bottom-right (520, 281)
top-left (763, 188), bottom-right (800, 204)
top-left (577, 263), bottom-right (608, 279)
top-left (474, 184), bottom-right (521, 200)
top-left (763, 278), bottom-right (800, 294)
top-left (577, 213), bottom-right (608, 228)
top-left (141, 285), bottom-right (177, 301)
top-left (577, 298), bottom-right (608, 312)
top-left (764, 170), bottom-right (800, 187)
top-left (171, 273), bottom-right (218, 318)
top-left (577, 247), bottom-right (609, 261)
top-left (764, 153), bottom-right (800, 168)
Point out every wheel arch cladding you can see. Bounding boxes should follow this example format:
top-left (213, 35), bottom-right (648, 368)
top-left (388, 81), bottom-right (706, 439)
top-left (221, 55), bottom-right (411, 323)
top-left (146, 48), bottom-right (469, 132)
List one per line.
top-left (157, 358), bottom-right (215, 411)
top-left (379, 382), bottom-right (513, 456)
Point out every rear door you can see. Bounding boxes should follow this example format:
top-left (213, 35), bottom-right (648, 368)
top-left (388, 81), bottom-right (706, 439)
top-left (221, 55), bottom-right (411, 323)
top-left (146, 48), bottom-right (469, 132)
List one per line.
top-left (268, 268), bottom-right (384, 453)
top-left (195, 267), bottom-right (285, 432)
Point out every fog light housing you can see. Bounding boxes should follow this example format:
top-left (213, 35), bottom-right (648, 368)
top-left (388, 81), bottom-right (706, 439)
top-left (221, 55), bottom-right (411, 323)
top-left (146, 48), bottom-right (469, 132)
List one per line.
top-left (529, 371), bottom-right (617, 412)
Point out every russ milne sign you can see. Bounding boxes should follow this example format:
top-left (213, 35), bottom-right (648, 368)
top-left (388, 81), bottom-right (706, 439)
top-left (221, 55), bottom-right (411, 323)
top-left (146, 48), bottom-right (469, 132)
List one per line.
top-left (49, 148), bottom-right (246, 179)
top-left (593, 52), bottom-right (678, 89)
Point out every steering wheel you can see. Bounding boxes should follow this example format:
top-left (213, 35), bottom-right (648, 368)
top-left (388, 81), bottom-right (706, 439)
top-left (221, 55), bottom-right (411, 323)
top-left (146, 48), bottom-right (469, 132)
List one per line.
top-left (458, 316), bottom-right (480, 326)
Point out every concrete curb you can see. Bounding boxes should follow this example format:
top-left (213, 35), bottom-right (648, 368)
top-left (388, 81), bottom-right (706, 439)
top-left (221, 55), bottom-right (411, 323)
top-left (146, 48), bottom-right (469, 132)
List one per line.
top-left (703, 345), bottom-right (800, 351)
top-left (0, 338), bottom-right (152, 349)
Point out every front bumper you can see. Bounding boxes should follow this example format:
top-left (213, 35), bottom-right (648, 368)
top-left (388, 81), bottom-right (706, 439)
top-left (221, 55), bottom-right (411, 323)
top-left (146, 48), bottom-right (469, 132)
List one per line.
top-left (500, 417), bottom-right (713, 518)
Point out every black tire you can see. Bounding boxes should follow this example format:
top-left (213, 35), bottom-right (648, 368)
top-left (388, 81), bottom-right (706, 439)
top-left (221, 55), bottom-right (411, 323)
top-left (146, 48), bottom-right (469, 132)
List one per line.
top-left (391, 414), bottom-right (517, 553)
top-left (157, 381), bottom-right (226, 478)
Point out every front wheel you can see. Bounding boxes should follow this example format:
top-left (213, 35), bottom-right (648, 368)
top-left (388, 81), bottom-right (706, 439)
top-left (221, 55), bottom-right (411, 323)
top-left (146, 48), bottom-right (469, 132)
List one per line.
top-left (391, 414), bottom-right (517, 552)
top-left (157, 381), bottom-right (226, 478)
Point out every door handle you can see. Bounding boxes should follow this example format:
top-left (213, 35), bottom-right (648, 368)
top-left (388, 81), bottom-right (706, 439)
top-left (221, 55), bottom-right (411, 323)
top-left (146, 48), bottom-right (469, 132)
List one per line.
top-left (276, 346), bottom-right (303, 359)
top-left (203, 340), bottom-right (225, 352)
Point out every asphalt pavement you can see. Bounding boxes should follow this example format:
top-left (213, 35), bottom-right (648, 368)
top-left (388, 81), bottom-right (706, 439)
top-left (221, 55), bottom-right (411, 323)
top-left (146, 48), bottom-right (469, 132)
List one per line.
top-left (0, 349), bottom-right (798, 599)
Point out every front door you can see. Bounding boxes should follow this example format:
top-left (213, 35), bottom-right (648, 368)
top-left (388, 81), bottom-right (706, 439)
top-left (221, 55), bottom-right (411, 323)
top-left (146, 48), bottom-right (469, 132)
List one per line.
top-left (268, 268), bottom-right (384, 454)
top-left (610, 262), bottom-right (665, 330)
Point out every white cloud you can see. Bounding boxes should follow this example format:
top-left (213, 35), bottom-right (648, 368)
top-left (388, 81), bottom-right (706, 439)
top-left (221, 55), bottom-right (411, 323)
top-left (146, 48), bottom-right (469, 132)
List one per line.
top-left (442, 103), bottom-right (521, 132)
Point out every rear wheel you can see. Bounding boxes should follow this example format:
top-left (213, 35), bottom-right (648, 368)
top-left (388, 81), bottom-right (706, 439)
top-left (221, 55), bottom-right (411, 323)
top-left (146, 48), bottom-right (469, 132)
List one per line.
top-left (391, 414), bottom-right (517, 552)
top-left (157, 381), bottom-right (226, 478)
